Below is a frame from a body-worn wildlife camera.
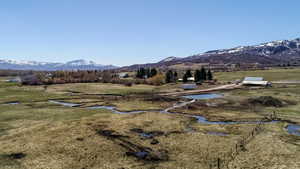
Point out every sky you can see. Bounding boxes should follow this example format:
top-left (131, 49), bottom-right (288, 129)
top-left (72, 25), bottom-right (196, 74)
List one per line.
top-left (0, 0), bottom-right (299, 66)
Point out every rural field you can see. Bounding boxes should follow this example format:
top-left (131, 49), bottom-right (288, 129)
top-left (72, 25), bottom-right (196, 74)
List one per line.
top-left (0, 68), bottom-right (300, 169)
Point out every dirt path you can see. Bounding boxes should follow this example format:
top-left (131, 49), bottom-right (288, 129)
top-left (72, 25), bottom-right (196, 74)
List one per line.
top-left (272, 80), bottom-right (300, 84)
top-left (161, 84), bottom-right (241, 96)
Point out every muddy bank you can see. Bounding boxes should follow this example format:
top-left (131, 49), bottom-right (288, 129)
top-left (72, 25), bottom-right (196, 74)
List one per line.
top-left (3, 101), bottom-right (20, 105)
top-left (247, 96), bottom-right (284, 107)
top-left (130, 128), bottom-right (165, 140)
top-left (0, 153), bottom-right (26, 167)
top-left (48, 100), bottom-right (81, 107)
top-left (97, 129), bottom-right (169, 162)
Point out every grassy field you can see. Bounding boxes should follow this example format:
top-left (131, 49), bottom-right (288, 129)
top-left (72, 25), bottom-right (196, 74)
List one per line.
top-left (0, 70), bottom-right (300, 169)
top-left (215, 68), bottom-right (300, 82)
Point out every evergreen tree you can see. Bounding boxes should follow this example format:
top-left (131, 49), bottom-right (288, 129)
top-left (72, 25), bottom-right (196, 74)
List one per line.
top-left (136, 69), bottom-right (141, 78)
top-left (185, 70), bottom-right (192, 78)
top-left (207, 69), bottom-right (213, 80)
top-left (140, 68), bottom-right (146, 78)
top-left (136, 68), bottom-right (146, 78)
top-left (165, 70), bottom-right (174, 83)
top-left (145, 68), bottom-right (151, 78)
top-left (173, 71), bottom-right (178, 82)
top-left (194, 69), bottom-right (201, 82)
top-left (183, 73), bottom-right (188, 83)
top-left (150, 68), bottom-right (157, 77)
top-left (183, 70), bottom-right (192, 83)
top-left (200, 67), bottom-right (207, 81)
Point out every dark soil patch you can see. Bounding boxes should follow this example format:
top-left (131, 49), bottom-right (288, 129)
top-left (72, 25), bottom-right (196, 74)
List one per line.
top-left (130, 128), bottom-right (165, 139)
top-left (186, 101), bottom-right (209, 110)
top-left (97, 130), bottom-right (127, 139)
top-left (97, 129), bottom-right (169, 162)
top-left (144, 95), bottom-right (180, 102)
top-left (0, 153), bottom-right (26, 167)
top-left (247, 96), bottom-right (283, 107)
top-left (76, 137), bottom-right (84, 141)
top-left (150, 139), bottom-right (159, 145)
top-left (4, 101), bottom-right (20, 105)
top-left (0, 153), bottom-right (26, 160)
top-left (8, 153), bottom-right (26, 159)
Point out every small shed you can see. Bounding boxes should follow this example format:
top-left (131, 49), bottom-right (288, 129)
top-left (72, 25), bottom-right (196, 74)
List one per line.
top-left (7, 77), bottom-right (21, 83)
top-left (118, 72), bottom-right (128, 78)
top-left (182, 83), bottom-right (197, 90)
top-left (187, 77), bottom-right (195, 81)
top-left (242, 77), bottom-right (269, 86)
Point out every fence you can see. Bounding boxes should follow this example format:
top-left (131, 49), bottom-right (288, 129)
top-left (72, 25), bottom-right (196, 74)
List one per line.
top-left (207, 111), bottom-right (278, 169)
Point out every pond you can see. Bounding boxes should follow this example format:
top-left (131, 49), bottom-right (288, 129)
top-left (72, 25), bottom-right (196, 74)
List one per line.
top-left (286, 124), bottom-right (300, 136)
top-left (48, 100), bottom-right (81, 107)
top-left (86, 105), bottom-right (146, 114)
top-left (182, 93), bottom-right (223, 100)
top-left (207, 131), bottom-right (229, 136)
top-left (5, 102), bottom-right (20, 105)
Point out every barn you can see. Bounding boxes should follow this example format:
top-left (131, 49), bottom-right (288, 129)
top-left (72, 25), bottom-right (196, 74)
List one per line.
top-left (242, 77), bottom-right (270, 86)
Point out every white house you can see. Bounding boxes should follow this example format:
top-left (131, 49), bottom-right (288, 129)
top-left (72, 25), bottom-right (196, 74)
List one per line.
top-left (118, 72), bottom-right (129, 78)
top-left (187, 77), bottom-right (195, 81)
top-left (6, 77), bottom-right (21, 83)
top-left (242, 77), bottom-right (270, 86)
top-left (178, 77), bottom-right (195, 82)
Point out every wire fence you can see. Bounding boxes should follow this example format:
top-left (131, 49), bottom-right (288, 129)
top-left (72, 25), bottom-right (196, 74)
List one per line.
top-left (207, 111), bottom-right (278, 169)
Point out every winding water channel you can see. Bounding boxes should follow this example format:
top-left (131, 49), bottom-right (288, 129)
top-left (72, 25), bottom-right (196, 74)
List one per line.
top-left (48, 93), bottom-right (300, 136)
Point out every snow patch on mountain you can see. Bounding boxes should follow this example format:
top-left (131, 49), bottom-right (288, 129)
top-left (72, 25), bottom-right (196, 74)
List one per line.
top-left (0, 59), bottom-right (117, 70)
top-left (159, 56), bottom-right (180, 62)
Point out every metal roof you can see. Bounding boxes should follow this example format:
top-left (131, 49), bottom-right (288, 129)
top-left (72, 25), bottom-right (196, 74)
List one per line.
top-left (244, 77), bottom-right (263, 81)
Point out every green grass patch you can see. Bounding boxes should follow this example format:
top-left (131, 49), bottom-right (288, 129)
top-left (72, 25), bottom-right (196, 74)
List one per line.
top-left (0, 103), bottom-right (112, 123)
top-left (215, 68), bottom-right (300, 82)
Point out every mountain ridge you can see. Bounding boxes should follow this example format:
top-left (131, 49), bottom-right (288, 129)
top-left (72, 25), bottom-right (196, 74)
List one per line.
top-left (0, 59), bottom-right (118, 71)
top-left (121, 38), bottom-right (300, 70)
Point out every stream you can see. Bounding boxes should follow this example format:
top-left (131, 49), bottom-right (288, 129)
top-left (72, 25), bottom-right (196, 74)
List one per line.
top-left (286, 124), bottom-right (300, 136)
top-left (48, 93), bottom-right (299, 136)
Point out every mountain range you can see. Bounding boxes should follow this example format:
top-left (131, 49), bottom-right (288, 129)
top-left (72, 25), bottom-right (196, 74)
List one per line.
top-left (0, 59), bottom-right (117, 71)
top-left (1, 38), bottom-right (300, 71)
top-left (122, 38), bottom-right (300, 70)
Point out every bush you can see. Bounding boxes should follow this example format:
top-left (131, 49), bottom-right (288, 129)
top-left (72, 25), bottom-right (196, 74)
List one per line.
top-left (147, 73), bottom-right (165, 86)
top-left (248, 96), bottom-right (283, 107)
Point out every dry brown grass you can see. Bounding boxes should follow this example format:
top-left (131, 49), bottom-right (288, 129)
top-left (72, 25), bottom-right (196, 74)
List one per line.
top-left (1, 77), bottom-right (300, 169)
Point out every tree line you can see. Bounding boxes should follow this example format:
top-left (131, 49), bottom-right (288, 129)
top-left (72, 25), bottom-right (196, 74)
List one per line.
top-left (136, 68), bottom-right (158, 79)
top-left (165, 67), bottom-right (213, 83)
top-left (18, 67), bottom-right (213, 86)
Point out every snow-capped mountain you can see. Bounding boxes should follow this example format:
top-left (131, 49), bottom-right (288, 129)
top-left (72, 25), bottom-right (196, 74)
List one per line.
top-left (122, 38), bottom-right (300, 70)
top-left (159, 56), bottom-right (180, 63)
top-left (0, 59), bottom-right (117, 71)
top-left (202, 38), bottom-right (300, 57)
top-left (184, 38), bottom-right (300, 63)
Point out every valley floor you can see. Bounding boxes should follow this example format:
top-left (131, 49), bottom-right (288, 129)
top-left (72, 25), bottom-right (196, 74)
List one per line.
top-left (0, 68), bottom-right (300, 169)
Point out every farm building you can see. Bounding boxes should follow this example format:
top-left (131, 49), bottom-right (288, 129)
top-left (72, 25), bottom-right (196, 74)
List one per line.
top-left (118, 72), bottom-right (129, 78)
top-left (242, 77), bottom-right (270, 86)
top-left (182, 83), bottom-right (197, 90)
top-left (187, 77), bottom-right (195, 81)
top-left (6, 77), bottom-right (21, 83)
top-left (178, 77), bottom-right (195, 82)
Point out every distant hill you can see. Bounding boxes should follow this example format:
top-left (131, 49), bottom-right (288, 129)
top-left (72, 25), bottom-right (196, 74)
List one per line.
top-left (0, 59), bottom-right (118, 71)
top-left (122, 38), bottom-right (300, 70)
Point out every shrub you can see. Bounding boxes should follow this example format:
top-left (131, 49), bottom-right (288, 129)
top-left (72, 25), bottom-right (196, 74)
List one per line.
top-left (248, 96), bottom-right (283, 107)
top-left (147, 73), bottom-right (165, 86)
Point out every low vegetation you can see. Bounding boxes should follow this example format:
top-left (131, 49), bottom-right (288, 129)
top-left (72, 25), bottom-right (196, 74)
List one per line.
top-left (0, 68), bottom-right (299, 169)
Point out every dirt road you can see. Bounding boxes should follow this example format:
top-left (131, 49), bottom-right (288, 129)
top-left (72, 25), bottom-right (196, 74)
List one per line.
top-left (161, 84), bottom-right (241, 96)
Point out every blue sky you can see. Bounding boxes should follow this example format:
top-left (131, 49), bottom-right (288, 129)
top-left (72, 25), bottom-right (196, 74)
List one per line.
top-left (0, 0), bottom-right (299, 66)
